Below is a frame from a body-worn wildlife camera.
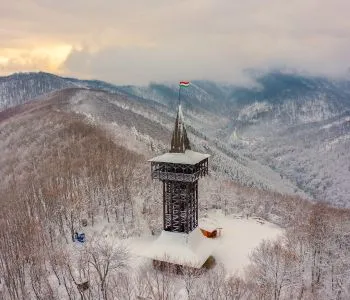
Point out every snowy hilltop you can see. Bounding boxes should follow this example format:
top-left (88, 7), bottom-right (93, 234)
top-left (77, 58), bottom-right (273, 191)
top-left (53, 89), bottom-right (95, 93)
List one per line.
top-left (1, 75), bottom-right (350, 299)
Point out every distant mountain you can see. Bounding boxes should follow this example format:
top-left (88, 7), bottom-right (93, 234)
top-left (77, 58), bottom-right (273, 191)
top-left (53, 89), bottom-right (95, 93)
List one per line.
top-left (0, 72), bottom-right (77, 109)
top-left (120, 72), bottom-right (350, 126)
top-left (2, 71), bottom-right (350, 126)
top-left (1, 71), bottom-right (350, 206)
top-left (0, 72), bottom-right (131, 110)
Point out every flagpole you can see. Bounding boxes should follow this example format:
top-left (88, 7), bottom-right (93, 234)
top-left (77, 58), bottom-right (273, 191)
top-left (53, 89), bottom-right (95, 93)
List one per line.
top-left (178, 85), bottom-right (181, 107)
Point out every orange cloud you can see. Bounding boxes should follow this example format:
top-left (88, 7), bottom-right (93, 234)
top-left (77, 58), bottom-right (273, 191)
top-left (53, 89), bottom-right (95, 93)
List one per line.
top-left (0, 44), bottom-right (72, 74)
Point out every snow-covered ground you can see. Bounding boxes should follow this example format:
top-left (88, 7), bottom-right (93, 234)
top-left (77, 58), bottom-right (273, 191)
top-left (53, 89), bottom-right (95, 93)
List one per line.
top-left (208, 211), bottom-right (283, 275)
top-left (128, 210), bottom-right (282, 275)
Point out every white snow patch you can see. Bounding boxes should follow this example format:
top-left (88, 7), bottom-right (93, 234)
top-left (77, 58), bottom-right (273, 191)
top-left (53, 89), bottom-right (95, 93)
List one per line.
top-left (199, 217), bottom-right (219, 232)
top-left (209, 211), bottom-right (283, 275)
top-left (132, 228), bottom-right (216, 268)
top-left (129, 211), bottom-right (282, 274)
top-left (321, 116), bottom-right (350, 129)
top-left (149, 150), bottom-right (210, 165)
top-left (324, 134), bottom-right (350, 151)
top-left (238, 102), bottom-right (272, 121)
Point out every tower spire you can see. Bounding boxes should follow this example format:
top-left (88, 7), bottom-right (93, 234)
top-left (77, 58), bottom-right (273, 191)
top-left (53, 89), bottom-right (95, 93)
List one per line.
top-left (170, 103), bottom-right (191, 153)
top-left (170, 81), bottom-right (191, 153)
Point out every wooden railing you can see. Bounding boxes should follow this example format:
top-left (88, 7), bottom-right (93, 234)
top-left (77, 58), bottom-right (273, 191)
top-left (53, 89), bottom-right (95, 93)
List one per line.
top-left (152, 171), bottom-right (200, 182)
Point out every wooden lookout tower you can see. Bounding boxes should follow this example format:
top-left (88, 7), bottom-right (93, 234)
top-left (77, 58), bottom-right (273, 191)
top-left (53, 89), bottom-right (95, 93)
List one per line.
top-left (149, 104), bottom-right (210, 234)
top-left (142, 103), bottom-right (215, 269)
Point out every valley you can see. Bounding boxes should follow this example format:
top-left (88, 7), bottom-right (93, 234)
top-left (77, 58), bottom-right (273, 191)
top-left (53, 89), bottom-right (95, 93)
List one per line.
top-left (2, 71), bottom-right (349, 206)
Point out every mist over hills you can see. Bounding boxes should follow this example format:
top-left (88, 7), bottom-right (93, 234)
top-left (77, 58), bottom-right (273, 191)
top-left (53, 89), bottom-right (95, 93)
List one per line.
top-left (2, 71), bottom-right (350, 121)
top-left (1, 71), bottom-right (350, 206)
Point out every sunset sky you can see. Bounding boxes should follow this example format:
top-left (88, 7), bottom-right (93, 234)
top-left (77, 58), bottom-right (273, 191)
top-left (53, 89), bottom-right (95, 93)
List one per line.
top-left (1, 0), bottom-right (349, 84)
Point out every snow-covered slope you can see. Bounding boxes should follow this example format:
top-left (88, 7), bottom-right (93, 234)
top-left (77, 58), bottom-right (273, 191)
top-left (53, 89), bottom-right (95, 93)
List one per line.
top-left (1, 70), bottom-right (350, 206)
top-left (66, 88), bottom-right (304, 196)
top-left (0, 72), bottom-right (79, 109)
top-left (118, 72), bottom-right (350, 206)
top-left (0, 72), bottom-right (128, 111)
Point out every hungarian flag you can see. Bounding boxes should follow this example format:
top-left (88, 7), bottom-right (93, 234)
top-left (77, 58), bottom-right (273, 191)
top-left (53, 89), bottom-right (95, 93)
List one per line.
top-left (179, 81), bottom-right (190, 87)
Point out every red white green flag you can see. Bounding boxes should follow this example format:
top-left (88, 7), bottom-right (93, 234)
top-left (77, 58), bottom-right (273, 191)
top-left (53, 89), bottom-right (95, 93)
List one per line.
top-left (179, 81), bottom-right (190, 87)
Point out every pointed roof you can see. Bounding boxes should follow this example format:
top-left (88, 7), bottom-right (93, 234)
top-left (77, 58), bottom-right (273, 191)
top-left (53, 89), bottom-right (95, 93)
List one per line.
top-left (170, 105), bottom-right (191, 153)
top-left (148, 104), bottom-right (210, 165)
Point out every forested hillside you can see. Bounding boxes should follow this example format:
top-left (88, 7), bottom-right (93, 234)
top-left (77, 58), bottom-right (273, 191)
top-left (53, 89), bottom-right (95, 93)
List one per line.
top-left (1, 71), bottom-right (350, 206)
top-left (1, 86), bottom-right (350, 299)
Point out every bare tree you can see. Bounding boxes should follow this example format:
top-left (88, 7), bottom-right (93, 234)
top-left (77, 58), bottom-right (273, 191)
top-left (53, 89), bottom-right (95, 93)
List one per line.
top-left (180, 265), bottom-right (202, 300)
top-left (136, 263), bottom-right (177, 300)
top-left (247, 239), bottom-right (297, 300)
top-left (85, 239), bottom-right (129, 300)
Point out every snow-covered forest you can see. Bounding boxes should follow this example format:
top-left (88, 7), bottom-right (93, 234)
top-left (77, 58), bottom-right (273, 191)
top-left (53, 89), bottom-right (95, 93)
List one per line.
top-left (1, 73), bottom-right (350, 299)
top-left (1, 72), bottom-right (350, 206)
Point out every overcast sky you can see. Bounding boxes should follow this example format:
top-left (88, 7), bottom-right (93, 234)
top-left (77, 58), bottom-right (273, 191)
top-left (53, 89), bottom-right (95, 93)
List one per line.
top-left (0, 0), bottom-right (349, 84)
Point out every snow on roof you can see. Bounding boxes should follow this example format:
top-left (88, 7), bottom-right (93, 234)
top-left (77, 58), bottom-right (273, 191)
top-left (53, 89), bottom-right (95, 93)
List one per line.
top-left (141, 227), bottom-right (216, 268)
top-left (129, 211), bottom-right (283, 274)
top-left (178, 104), bottom-right (184, 119)
top-left (149, 150), bottom-right (210, 165)
top-left (199, 218), bottom-right (220, 232)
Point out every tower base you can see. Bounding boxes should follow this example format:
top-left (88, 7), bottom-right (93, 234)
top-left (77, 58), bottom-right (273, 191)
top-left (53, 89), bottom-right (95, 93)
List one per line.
top-left (141, 227), bottom-right (216, 268)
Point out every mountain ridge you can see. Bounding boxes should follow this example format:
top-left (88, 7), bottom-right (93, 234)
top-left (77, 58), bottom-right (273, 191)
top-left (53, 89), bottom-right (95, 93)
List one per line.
top-left (1, 71), bottom-right (350, 206)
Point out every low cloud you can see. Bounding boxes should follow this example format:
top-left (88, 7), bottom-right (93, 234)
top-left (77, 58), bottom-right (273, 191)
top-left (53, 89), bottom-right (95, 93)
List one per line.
top-left (1, 0), bottom-right (350, 84)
